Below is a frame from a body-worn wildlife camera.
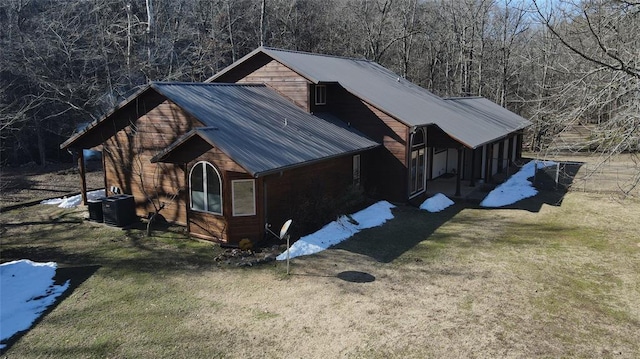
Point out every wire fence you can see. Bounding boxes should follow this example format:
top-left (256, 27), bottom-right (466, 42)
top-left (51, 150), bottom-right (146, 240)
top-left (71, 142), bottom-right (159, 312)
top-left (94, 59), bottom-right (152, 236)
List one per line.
top-left (533, 159), bottom-right (640, 196)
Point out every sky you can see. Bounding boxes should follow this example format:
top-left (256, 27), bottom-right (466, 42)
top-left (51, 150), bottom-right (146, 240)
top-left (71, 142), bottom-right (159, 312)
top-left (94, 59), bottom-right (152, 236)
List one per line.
top-left (0, 260), bottom-right (70, 350)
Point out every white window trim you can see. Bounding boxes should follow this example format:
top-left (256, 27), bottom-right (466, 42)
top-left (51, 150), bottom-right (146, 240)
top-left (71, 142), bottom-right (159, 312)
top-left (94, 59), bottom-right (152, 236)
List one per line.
top-left (315, 84), bottom-right (326, 105)
top-left (189, 161), bottom-right (223, 215)
top-left (231, 179), bottom-right (256, 217)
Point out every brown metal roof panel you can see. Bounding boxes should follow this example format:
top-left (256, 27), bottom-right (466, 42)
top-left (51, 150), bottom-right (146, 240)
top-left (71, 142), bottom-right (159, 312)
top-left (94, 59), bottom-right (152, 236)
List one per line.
top-left (150, 83), bottom-right (380, 176)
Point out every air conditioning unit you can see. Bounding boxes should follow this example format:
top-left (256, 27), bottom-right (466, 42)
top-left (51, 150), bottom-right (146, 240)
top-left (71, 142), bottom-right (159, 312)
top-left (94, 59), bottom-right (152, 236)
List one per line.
top-left (87, 198), bottom-right (105, 222)
top-left (102, 195), bottom-right (136, 227)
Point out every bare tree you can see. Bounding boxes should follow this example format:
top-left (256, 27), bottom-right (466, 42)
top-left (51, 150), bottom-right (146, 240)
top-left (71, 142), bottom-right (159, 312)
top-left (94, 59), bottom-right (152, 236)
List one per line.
top-left (531, 0), bottom-right (640, 194)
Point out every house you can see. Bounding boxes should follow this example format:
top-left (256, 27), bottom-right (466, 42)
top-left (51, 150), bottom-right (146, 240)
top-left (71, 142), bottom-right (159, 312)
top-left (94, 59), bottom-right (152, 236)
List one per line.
top-left (206, 47), bottom-right (530, 201)
top-left (62, 47), bottom-right (530, 244)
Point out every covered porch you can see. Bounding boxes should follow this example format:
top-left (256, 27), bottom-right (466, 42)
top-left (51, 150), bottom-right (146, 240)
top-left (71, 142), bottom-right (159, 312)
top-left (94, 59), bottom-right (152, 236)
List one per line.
top-left (422, 160), bottom-right (522, 204)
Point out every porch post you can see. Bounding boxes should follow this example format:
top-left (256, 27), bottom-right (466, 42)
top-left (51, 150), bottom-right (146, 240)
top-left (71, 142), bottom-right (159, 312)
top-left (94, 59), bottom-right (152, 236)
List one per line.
top-left (485, 143), bottom-right (493, 183)
top-left (469, 148), bottom-right (476, 187)
top-left (184, 163), bottom-right (191, 235)
top-left (455, 147), bottom-right (462, 197)
top-left (77, 150), bottom-right (88, 205)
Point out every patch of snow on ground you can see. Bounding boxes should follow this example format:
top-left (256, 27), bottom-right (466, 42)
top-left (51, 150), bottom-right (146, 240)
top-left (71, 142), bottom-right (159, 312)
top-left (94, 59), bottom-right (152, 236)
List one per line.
top-left (0, 260), bottom-right (70, 349)
top-left (276, 201), bottom-right (396, 260)
top-left (480, 160), bottom-right (557, 207)
top-left (420, 193), bottom-right (454, 212)
top-left (41, 189), bottom-right (106, 209)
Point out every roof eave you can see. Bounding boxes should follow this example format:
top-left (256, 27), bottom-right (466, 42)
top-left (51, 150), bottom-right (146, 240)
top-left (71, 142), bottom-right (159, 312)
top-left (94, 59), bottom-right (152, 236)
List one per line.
top-left (206, 47), bottom-right (324, 85)
top-left (205, 47), bottom-right (266, 83)
top-left (471, 125), bottom-right (530, 149)
top-left (60, 84), bottom-right (157, 150)
top-left (252, 144), bottom-right (381, 178)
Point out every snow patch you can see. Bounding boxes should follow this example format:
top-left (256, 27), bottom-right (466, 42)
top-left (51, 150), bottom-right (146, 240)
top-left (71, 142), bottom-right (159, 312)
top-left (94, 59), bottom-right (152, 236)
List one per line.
top-left (480, 160), bottom-right (557, 207)
top-left (276, 201), bottom-right (395, 260)
top-left (0, 260), bottom-right (70, 349)
top-left (41, 189), bottom-right (106, 209)
top-left (420, 193), bottom-right (454, 212)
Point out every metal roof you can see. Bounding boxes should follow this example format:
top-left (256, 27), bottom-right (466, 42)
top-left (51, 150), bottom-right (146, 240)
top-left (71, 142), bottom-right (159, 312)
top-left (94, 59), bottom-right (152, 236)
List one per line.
top-left (443, 97), bottom-right (531, 140)
top-left (150, 82), bottom-right (379, 177)
top-left (209, 47), bottom-right (531, 148)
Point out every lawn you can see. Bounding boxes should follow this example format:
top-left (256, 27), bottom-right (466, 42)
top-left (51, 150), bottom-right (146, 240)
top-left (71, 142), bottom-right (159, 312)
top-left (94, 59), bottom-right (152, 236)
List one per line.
top-left (1, 190), bottom-right (639, 358)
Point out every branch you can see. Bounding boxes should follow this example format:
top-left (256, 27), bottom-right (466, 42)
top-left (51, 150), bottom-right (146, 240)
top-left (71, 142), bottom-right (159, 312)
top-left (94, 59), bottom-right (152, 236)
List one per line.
top-left (533, 0), bottom-right (640, 79)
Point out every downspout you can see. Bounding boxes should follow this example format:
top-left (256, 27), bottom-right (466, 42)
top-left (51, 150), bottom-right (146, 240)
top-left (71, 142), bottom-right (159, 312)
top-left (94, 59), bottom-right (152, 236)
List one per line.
top-left (406, 126), bottom-right (414, 199)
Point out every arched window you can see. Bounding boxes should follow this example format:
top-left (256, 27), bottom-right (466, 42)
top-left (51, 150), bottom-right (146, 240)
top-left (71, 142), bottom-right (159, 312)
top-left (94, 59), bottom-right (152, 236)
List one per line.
top-left (190, 161), bottom-right (222, 214)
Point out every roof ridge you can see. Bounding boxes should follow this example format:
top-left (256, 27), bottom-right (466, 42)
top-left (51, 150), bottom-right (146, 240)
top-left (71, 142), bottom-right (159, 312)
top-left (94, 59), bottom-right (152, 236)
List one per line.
top-left (151, 81), bottom-right (265, 87)
top-left (444, 96), bottom-right (484, 100)
top-left (261, 46), bottom-right (371, 63)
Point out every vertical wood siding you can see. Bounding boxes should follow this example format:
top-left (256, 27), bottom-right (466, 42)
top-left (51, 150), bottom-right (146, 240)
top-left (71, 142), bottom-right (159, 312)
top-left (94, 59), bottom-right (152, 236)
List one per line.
top-left (103, 100), bottom-right (196, 225)
top-left (224, 60), bottom-right (410, 201)
top-left (186, 149), bottom-right (262, 244)
top-left (237, 60), bottom-right (310, 110)
top-left (326, 85), bottom-right (409, 201)
top-left (263, 155), bottom-right (354, 237)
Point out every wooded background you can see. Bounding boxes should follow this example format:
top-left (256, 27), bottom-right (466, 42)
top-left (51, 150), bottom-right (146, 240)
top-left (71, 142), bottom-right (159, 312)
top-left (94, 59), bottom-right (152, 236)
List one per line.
top-left (0, 0), bottom-right (638, 167)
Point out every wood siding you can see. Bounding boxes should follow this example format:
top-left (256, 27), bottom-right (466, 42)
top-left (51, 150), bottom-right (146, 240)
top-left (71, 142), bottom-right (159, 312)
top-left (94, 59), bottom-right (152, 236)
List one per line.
top-left (237, 60), bottom-right (310, 110)
top-left (103, 100), bottom-right (196, 225)
top-left (326, 85), bottom-right (409, 201)
top-left (263, 154), bottom-right (356, 237)
top-left (186, 148), bottom-right (262, 244)
top-left (223, 60), bottom-right (409, 201)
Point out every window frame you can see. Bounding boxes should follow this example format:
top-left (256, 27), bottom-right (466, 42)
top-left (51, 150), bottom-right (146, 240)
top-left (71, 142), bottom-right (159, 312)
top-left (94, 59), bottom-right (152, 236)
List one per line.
top-left (315, 84), bottom-right (327, 105)
top-left (189, 161), bottom-right (223, 215)
top-left (231, 179), bottom-right (256, 217)
top-left (353, 154), bottom-right (361, 187)
top-left (409, 128), bottom-right (427, 196)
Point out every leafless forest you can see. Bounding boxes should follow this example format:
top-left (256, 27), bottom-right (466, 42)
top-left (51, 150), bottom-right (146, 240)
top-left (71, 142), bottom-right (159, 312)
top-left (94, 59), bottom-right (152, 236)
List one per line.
top-left (1, 0), bottom-right (638, 169)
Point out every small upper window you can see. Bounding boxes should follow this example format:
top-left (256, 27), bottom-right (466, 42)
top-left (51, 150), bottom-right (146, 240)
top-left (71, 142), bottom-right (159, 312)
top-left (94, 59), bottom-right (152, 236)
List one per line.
top-left (412, 129), bottom-right (425, 148)
top-left (315, 85), bottom-right (326, 105)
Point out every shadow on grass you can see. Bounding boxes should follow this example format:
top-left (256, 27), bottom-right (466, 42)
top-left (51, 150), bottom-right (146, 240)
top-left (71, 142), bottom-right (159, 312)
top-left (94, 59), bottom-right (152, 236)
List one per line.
top-left (333, 163), bottom-right (584, 263)
top-left (334, 203), bottom-right (462, 263)
top-left (0, 264), bottom-right (100, 354)
top-left (1, 208), bottom-right (220, 279)
top-left (472, 161), bottom-right (584, 213)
